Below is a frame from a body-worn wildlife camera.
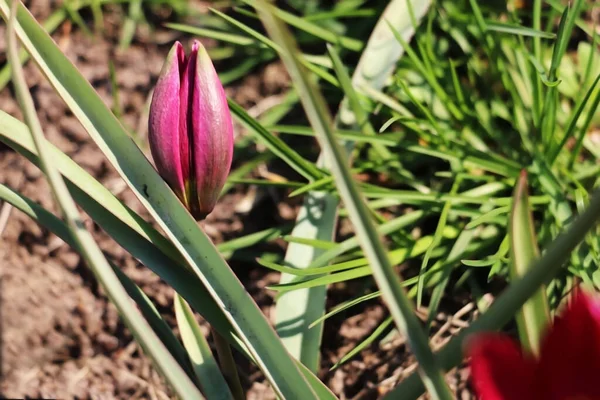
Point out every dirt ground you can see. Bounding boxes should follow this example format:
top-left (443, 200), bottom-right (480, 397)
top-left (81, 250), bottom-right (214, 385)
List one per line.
top-left (0, 3), bottom-right (474, 399)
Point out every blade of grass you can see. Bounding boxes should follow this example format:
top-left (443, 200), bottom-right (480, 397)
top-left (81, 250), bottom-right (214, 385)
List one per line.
top-left (241, 0), bottom-right (363, 52)
top-left (569, 74), bottom-right (600, 168)
top-left (228, 99), bottom-right (322, 181)
top-left (416, 179), bottom-right (460, 307)
top-left (330, 316), bottom-right (394, 370)
top-left (164, 22), bottom-right (258, 46)
top-left (253, 2), bottom-right (453, 398)
top-left (209, 7), bottom-right (339, 86)
top-left (485, 22), bottom-right (556, 38)
top-left (309, 291), bottom-right (381, 328)
top-left (119, 0), bottom-right (143, 49)
top-left (6, 3), bottom-right (203, 397)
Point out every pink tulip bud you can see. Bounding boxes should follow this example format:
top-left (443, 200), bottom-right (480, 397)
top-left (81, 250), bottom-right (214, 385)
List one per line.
top-left (149, 41), bottom-right (234, 220)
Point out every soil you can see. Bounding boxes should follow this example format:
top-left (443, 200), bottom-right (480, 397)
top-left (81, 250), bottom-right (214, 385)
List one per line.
top-left (0, 3), bottom-right (475, 399)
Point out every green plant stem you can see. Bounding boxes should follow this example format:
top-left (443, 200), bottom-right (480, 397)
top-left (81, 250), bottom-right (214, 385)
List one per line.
top-left (212, 327), bottom-right (245, 400)
top-left (388, 187), bottom-right (600, 399)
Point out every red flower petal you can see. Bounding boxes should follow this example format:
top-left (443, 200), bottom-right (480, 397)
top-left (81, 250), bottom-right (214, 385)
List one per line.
top-left (467, 333), bottom-right (536, 400)
top-left (536, 292), bottom-right (600, 399)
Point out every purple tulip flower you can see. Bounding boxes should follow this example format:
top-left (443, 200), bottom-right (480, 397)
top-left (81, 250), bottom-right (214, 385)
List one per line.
top-left (149, 41), bottom-right (234, 220)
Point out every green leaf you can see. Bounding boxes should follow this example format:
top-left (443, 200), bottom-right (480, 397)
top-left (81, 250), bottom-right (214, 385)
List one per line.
top-left (242, 0), bottom-right (363, 52)
top-left (485, 22), bottom-right (556, 39)
top-left (509, 171), bottom-right (550, 356)
top-left (119, 0), bottom-right (142, 49)
top-left (0, 111), bottom-right (181, 262)
top-left (174, 295), bottom-right (233, 400)
top-left (309, 291), bottom-right (381, 328)
top-left (228, 99), bottom-right (322, 181)
top-left (331, 316), bottom-right (394, 369)
top-left (253, 2), bottom-right (453, 398)
top-left (165, 22), bottom-right (258, 46)
top-left (209, 7), bottom-right (339, 86)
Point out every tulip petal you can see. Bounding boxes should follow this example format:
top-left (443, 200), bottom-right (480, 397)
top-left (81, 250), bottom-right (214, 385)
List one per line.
top-left (467, 333), bottom-right (536, 400)
top-left (149, 42), bottom-right (188, 204)
top-left (189, 41), bottom-right (234, 218)
top-left (536, 292), bottom-right (600, 399)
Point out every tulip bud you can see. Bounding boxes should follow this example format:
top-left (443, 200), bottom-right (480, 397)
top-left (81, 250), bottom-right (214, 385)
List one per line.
top-left (149, 41), bottom-right (234, 220)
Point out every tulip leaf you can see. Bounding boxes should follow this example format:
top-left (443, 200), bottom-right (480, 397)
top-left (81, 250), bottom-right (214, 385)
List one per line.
top-left (254, 2), bottom-right (453, 399)
top-left (0, 111), bottom-right (182, 262)
top-left (113, 266), bottom-right (196, 382)
top-left (0, 186), bottom-right (333, 400)
top-left (174, 295), bottom-right (234, 400)
top-left (0, 112), bottom-right (243, 348)
top-left (509, 171), bottom-right (550, 356)
top-left (0, 3), bottom-right (324, 398)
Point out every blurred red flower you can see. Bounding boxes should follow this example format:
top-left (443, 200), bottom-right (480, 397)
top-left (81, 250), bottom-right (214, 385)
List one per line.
top-left (467, 291), bottom-right (600, 400)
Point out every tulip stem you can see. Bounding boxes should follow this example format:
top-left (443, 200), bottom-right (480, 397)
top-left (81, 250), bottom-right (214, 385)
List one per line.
top-left (211, 326), bottom-right (245, 400)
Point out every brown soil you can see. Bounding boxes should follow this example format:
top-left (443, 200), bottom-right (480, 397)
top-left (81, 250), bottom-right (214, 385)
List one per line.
top-left (0, 3), bottom-right (475, 400)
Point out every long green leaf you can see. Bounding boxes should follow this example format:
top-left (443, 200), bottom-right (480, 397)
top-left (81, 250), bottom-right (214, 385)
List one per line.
top-left (272, 0), bottom-right (431, 372)
top-left (241, 0), bottom-right (363, 51)
top-left (175, 295), bottom-right (233, 400)
top-left (228, 99), bottom-right (322, 181)
top-left (113, 266), bottom-right (196, 382)
top-left (331, 316), bottom-right (393, 369)
top-left (0, 3), bottom-right (319, 397)
top-left (509, 171), bottom-right (549, 355)
top-left (254, 2), bottom-right (452, 399)
top-left (0, 111), bottom-right (284, 361)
